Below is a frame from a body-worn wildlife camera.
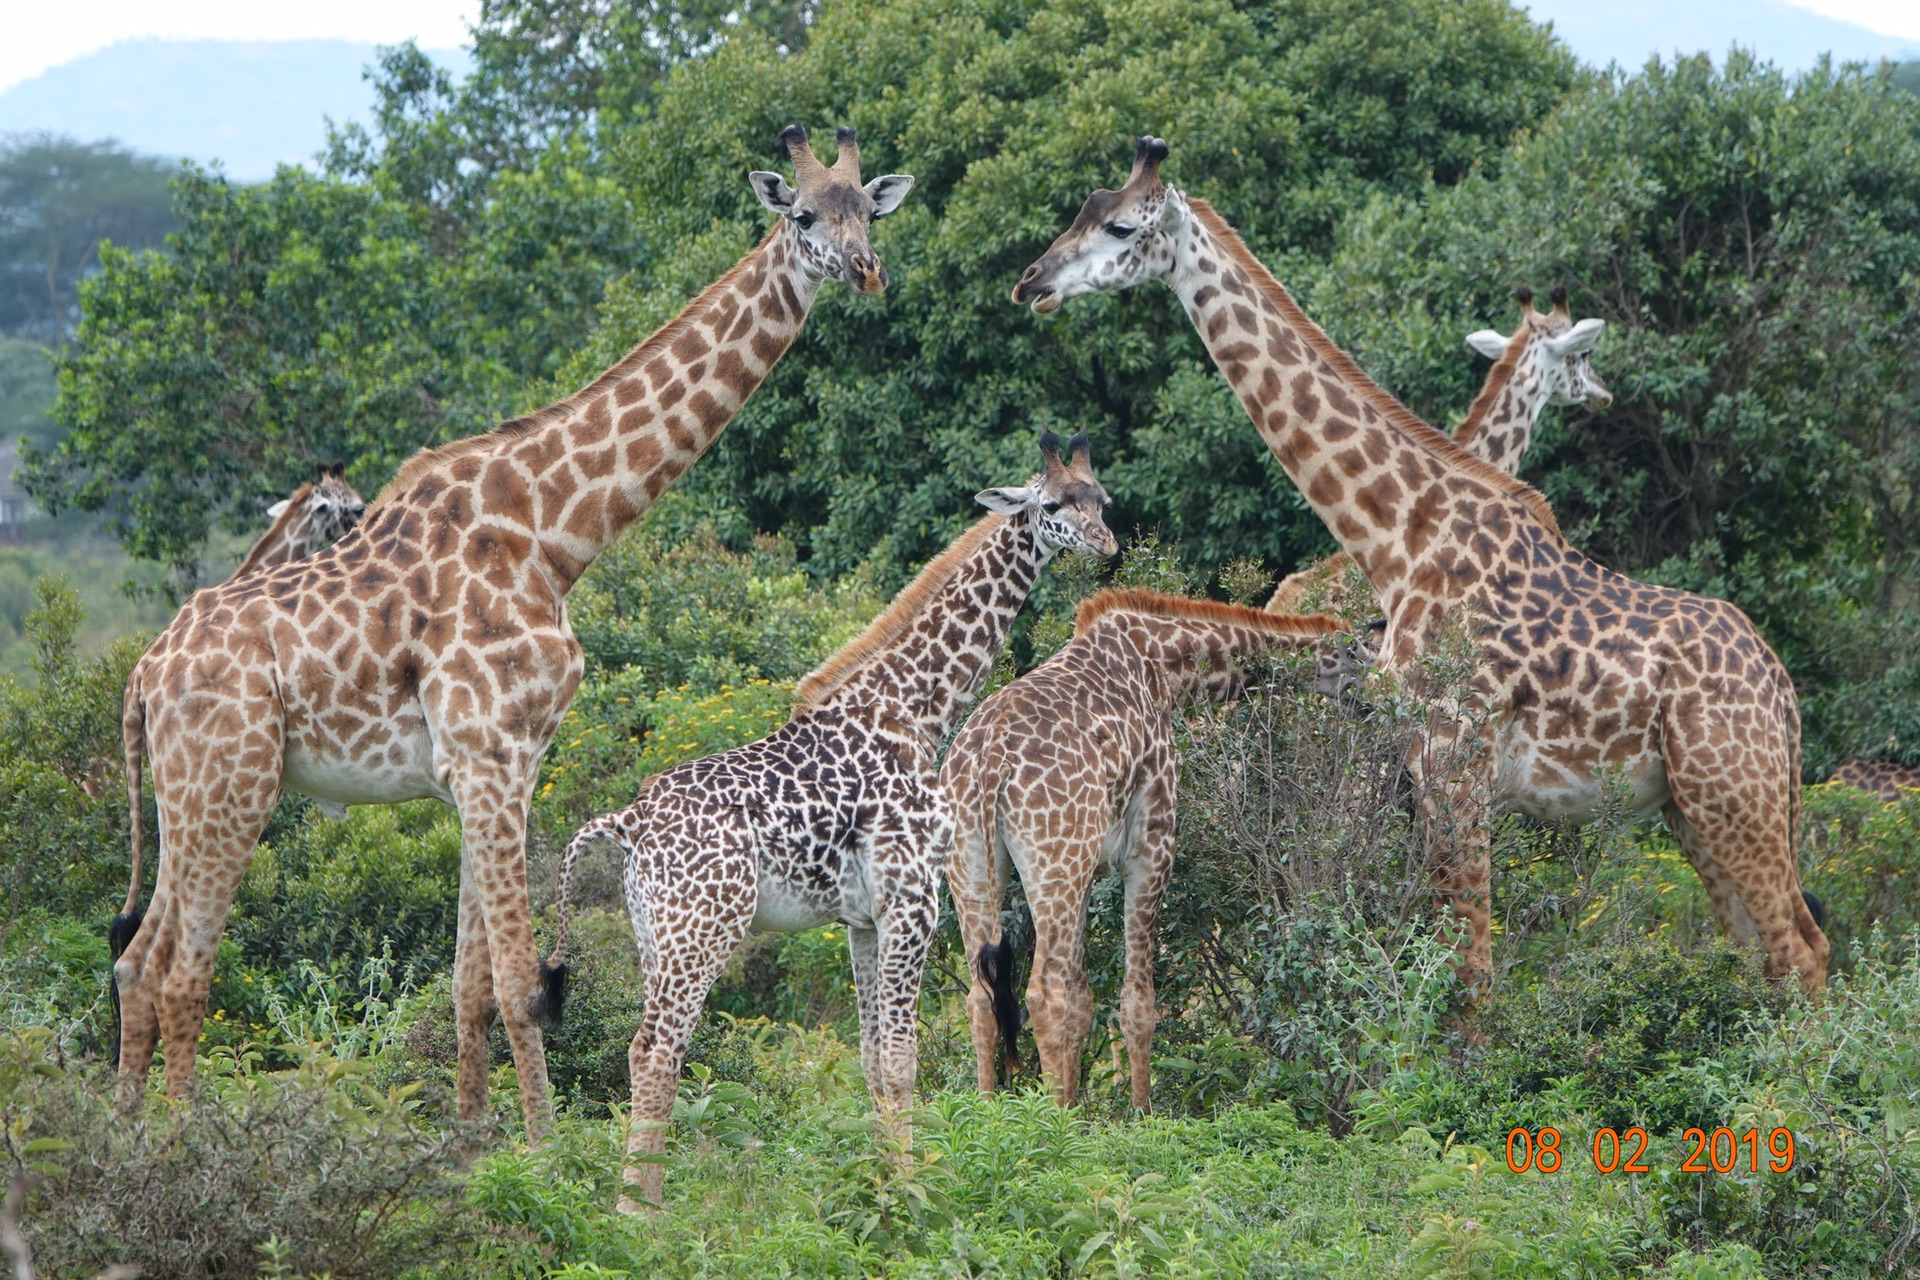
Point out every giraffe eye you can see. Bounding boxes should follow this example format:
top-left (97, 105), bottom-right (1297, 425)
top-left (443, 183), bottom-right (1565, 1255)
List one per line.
top-left (794, 212), bottom-right (816, 230)
top-left (1106, 222), bottom-right (1138, 239)
top-left (1043, 501), bottom-right (1063, 515)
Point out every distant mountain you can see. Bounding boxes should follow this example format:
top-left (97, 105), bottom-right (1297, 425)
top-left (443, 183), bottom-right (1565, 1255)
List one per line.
top-left (1525, 0), bottom-right (1919, 73)
top-left (0, 39), bottom-right (469, 183)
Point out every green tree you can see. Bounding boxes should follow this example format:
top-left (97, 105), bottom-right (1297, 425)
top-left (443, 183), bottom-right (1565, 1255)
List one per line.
top-left (29, 0), bottom-right (1574, 595)
top-left (0, 134), bottom-right (175, 343)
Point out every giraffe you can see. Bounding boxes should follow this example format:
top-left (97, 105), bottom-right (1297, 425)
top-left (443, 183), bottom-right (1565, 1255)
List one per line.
top-left (942, 589), bottom-right (1340, 1109)
top-left (545, 432), bottom-right (1117, 1208)
top-left (107, 125), bottom-right (915, 1139)
top-left (1830, 758), bottom-right (1920, 801)
top-left (228, 462), bottom-right (368, 581)
top-left (1265, 284), bottom-right (1611, 618)
top-left (1012, 136), bottom-right (1828, 992)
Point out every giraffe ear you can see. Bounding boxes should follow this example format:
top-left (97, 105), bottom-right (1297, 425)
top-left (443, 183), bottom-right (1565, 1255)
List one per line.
top-left (865, 173), bottom-right (914, 217)
top-left (1464, 329), bottom-right (1509, 361)
top-left (975, 485), bottom-right (1038, 515)
top-left (1545, 317), bottom-right (1605, 357)
top-left (749, 171), bottom-right (797, 217)
top-left (266, 499), bottom-right (292, 520)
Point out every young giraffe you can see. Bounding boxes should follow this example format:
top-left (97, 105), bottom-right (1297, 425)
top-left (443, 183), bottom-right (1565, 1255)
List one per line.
top-left (228, 462), bottom-right (368, 581)
top-left (1830, 758), bottom-right (1920, 801)
top-left (108, 125), bottom-right (915, 1138)
top-left (1266, 285), bottom-right (1611, 617)
top-left (546, 432), bottom-right (1117, 1208)
top-left (943, 589), bottom-right (1339, 1109)
top-left (1013, 136), bottom-right (1828, 991)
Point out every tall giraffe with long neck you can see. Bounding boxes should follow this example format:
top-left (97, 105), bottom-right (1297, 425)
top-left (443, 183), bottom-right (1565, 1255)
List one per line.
top-left (109, 126), bottom-right (914, 1138)
top-left (1267, 285), bottom-right (1611, 616)
top-left (1014, 137), bottom-right (1827, 991)
top-left (547, 433), bottom-right (1116, 1207)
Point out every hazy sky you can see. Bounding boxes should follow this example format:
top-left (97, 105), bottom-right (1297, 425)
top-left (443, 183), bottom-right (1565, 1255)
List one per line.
top-left (4, 0), bottom-right (1918, 93)
top-left (2, 1), bottom-right (481, 92)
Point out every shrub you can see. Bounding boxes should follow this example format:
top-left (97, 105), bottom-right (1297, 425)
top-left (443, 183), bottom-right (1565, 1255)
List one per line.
top-left (13, 1034), bottom-right (493, 1279)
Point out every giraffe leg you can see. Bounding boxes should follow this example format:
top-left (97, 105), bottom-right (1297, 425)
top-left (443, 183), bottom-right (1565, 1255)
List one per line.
top-left (942, 791), bottom-right (1009, 1092)
top-left (1661, 731), bottom-right (1828, 990)
top-left (1663, 802), bottom-right (1757, 942)
top-left (1119, 771), bottom-right (1177, 1112)
top-left (115, 717), bottom-right (280, 1105)
top-left (452, 869), bottom-right (497, 1123)
top-left (1024, 869), bottom-right (1094, 1107)
top-left (848, 923), bottom-right (886, 1099)
top-left (619, 894), bottom-right (750, 1211)
top-left (1413, 724), bottom-right (1497, 996)
top-left (873, 865), bottom-right (940, 1121)
top-left (448, 763), bottom-right (556, 1143)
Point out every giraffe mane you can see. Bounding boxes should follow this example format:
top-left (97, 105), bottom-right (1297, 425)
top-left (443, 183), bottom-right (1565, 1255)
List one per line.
top-left (372, 223), bottom-right (785, 508)
top-left (792, 513), bottom-right (1011, 710)
top-left (1184, 199), bottom-right (1563, 539)
top-left (1075, 588), bottom-right (1341, 638)
top-left (1452, 321), bottom-right (1533, 455)
top-left (231, 481), bottom-right (314, 579)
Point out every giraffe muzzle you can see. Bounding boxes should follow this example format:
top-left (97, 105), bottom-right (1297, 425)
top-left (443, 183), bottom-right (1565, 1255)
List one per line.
top-left (1011, 263), bottom-right (1057, 312)
top-left (847, 253), bottom-right (888, 295)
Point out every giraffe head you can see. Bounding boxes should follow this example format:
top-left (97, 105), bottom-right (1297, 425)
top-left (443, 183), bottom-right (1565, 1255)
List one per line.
top-left (750, 125), bottom-right (914, 295)
top-left (1465, 285), bottom-right (1612, 411)
top-left (975, 431), bottom-right (1119, 557)
top-left (1012, 136), bottom-right (1177, 314)
top-left (302, 460), bottom-right (367, 545)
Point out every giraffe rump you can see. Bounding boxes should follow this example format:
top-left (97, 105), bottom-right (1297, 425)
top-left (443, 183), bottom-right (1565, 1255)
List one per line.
top-left (1184, 199), bottom-right (1563, 540)
top-left (792, 513), bottom-right (1012, 709)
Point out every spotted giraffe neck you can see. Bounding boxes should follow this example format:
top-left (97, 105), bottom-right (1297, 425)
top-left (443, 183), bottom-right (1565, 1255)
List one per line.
top-left (797, 514), bottom-right (1049, 754)
top-left (1166, 196), bottom-right (1560, 618)
top-left (1072, 589), bottom-right (1339, 700)
top-left (230, 486), bottom-right (313, 580)
top-left (1451, 327), bottom-right (1551, 475)
top-left (373, 220), bottom-right (820, 588)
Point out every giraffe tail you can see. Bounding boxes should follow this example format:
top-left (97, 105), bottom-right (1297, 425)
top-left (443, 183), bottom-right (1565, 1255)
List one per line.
top-left (977, 936), bottom-right (1022, 1076)
top-left (540, 811), bottom-right (629, 1029)
top-left (108, 668), bottom-right (149, 1068)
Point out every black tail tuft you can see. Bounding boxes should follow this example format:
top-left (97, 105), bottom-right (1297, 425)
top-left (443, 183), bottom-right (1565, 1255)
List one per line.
top-left (534, 959), bottom-right (569, 1030)
top-left (1802, 890), bottom-right (1827, 931)
top-left (977, 937), bottom-right (1022, 1076)
top-left (107, 906), bottom-right (143, 1069)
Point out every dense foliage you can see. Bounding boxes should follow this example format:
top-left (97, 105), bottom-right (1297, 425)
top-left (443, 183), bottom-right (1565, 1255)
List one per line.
top-left (0, 134), bottom-right (176, 343)
top-left (4, 1), bottom-right (1920, 1274)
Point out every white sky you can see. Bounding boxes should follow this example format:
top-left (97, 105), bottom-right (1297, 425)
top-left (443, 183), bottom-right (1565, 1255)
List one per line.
top-left (1, 0), bottom-right (1916, 94)
top-left (1, 1), bottom-right (482, 93)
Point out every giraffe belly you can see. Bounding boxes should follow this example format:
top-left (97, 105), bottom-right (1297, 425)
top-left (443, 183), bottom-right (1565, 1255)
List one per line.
top-left (282, 719), bottom-right (451, 808)
top-left (1494, 735), bottom-right (1669, 824)
top-left (750, 873), bottom-right (841, 933)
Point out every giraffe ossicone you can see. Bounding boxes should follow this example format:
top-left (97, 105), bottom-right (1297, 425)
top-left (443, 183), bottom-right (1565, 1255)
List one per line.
top-left (108, 123), bottom-right (914, 1142)
top-left (1016, 135), bottom-right (1828, 993)
top-left (942, 588), bottom-right (1340, 1110)
top-left (546, 431), bottom-right (1115, 1209)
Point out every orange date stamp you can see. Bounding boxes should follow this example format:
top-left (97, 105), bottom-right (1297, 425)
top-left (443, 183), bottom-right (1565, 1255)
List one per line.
top-left (1503, 1126), bottom-right (1796, 1175)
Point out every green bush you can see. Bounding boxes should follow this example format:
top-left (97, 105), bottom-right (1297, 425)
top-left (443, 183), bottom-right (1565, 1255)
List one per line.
top-left (0, 575), bottom-right (149, 919)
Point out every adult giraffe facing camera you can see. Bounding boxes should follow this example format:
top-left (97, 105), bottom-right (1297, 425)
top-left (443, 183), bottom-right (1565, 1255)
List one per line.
top-left (1014, 136), bottom-right (1826, 993)
top-left (109, 125), bottom-right (914, 1139)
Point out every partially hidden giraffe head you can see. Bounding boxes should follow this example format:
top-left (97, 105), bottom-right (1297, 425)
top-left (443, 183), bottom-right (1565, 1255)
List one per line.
top-left (1011, 135), bottom-right (1177, 314)
top-left (974, 430), bottom-right (1119, 558)
top-left (1465, 285), bottom-right (1612, 411)
top-left (267, 461), bottom-right (366, 550)
top-left (750, 125), bottom-right (914, 295)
